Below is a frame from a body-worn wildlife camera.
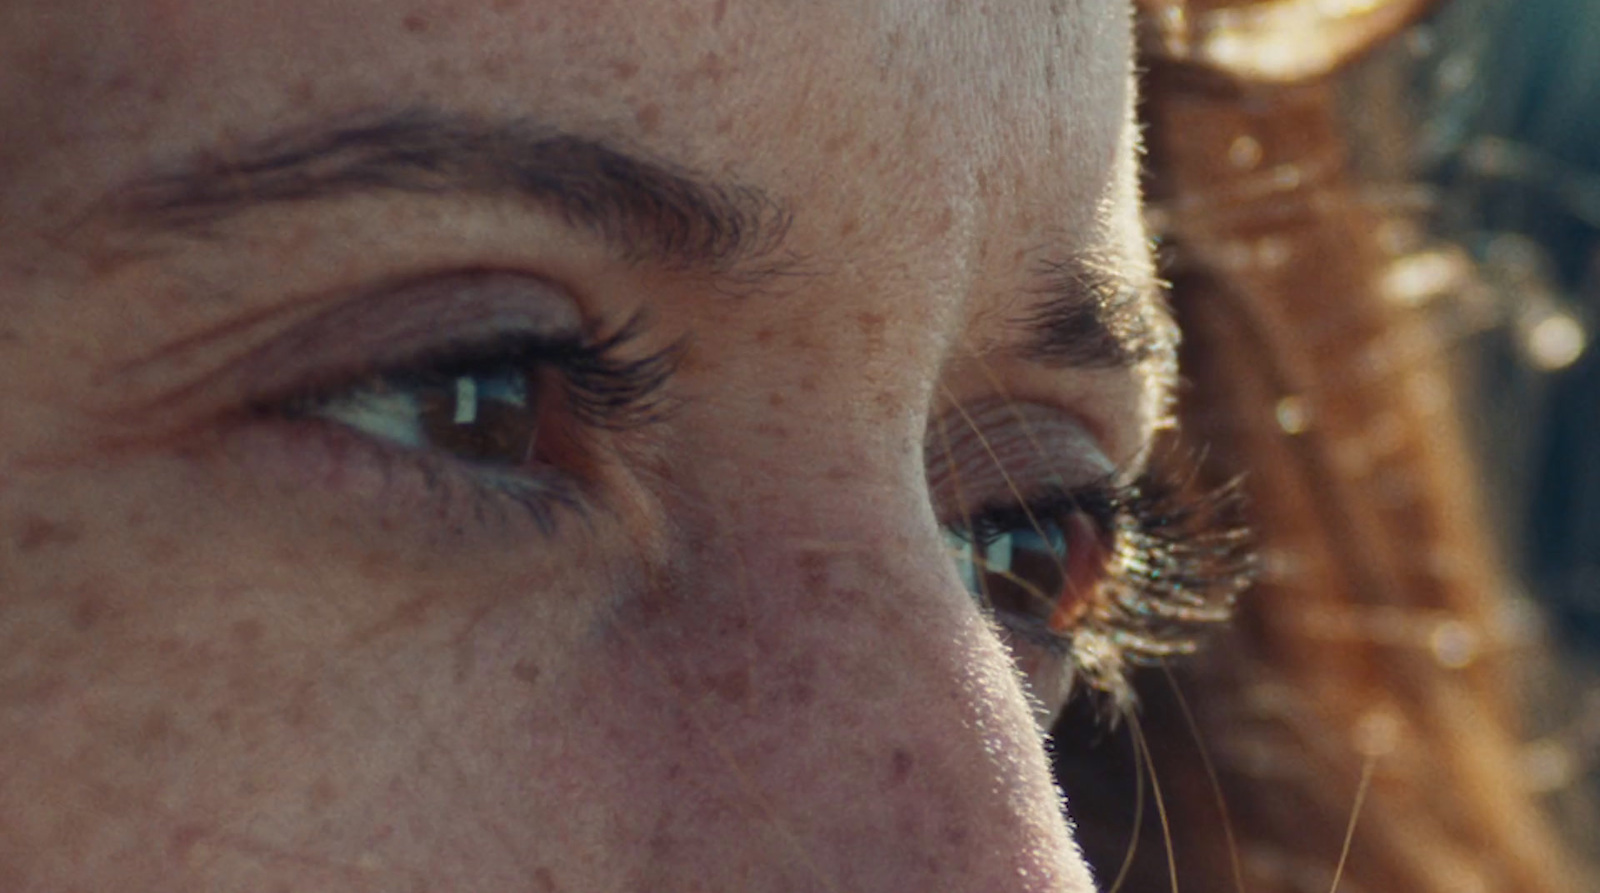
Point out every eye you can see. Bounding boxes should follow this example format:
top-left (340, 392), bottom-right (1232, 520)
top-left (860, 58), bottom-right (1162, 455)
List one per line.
top-left (290, 354), bottom-right (551, 467)
top-left (937, 467), bottom-right (1255, 713)
top-left (245, 314), bottom-right (678, 536)
top-left (943, 492), bottom-right (1114, 645)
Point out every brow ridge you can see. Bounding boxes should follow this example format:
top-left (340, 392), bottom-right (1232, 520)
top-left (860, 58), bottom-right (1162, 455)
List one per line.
top-left (111, 107), bottom-right (794, 278)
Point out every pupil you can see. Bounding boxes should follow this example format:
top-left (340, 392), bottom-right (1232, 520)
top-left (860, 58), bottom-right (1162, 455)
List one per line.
top-left (416, 368), bottom-right (540, 465)
top-left (981, 523), bottom-right (1070, 625)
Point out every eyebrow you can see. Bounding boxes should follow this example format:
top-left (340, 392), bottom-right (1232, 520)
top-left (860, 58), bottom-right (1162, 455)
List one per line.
top-left (1018, 255), bottom-right (1175, 370)
top-left (105, 107), bottom-right (1163, 370)
top-left (107, 108), bottom-right (793, 278)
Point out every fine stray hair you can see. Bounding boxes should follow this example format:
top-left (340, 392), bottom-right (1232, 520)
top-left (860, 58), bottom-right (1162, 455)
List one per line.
top-left (1045, 3), bottom-right (1589, 892)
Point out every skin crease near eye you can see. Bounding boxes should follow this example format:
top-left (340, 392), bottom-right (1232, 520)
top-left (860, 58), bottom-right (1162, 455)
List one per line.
top-left (0, 1), bottom-right (1172, 891)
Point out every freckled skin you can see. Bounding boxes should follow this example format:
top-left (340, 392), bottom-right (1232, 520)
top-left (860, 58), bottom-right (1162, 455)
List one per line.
top-left (0, 1), bottom-right (1157, 892)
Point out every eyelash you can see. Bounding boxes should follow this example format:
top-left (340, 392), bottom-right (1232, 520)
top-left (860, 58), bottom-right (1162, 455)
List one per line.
top-left (268, 316), bottom-right (679, 533)
top-left (949, 469), bottom-right (1255, 714)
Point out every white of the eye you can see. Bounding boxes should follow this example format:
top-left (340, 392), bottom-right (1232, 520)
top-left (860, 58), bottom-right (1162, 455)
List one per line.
top-left (985, 531), bottom-right (1014, 576)
top-left (313, 390), bottom-right (426, 448)
top-left (453, 376), bottom-right (478, 425)
top-left (943, 529), bottom-right (980, 594)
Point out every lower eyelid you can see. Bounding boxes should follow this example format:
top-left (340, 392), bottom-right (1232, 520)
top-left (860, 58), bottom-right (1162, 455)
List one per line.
top-left (219, 410), bottom-right (586, 543)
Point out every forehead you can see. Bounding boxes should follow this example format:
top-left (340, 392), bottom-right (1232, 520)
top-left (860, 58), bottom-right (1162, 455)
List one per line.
top-left (2, 0), bottom-right (1134, 245)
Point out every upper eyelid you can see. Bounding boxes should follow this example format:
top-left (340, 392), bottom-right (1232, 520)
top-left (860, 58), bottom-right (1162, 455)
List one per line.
top-left (928, 398), bottom-right (1117, 490)
top-left (97, 272), bottom-right (588, 426)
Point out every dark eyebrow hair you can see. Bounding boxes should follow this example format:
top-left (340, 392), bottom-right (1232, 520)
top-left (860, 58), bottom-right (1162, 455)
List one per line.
top-left (107, 108), bottom-right (794, 278)
top-left (1017, 255), bottom-right (1176, 370)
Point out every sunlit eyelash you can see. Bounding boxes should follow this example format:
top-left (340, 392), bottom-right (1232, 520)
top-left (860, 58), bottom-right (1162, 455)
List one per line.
top-left (951, 467), bottom-right (1256, 718)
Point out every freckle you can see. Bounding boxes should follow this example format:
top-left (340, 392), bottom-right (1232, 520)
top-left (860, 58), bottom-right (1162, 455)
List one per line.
top-left (712, 0), bottom-right (729, 25)
top-left (284, 684), bottom-right (318, 729)
top-left (209, 708), bottom-right (235, 733)
top-left (715, 116), bottom-right (734, 134)
top-left (865, 141), bottom-right (882, 160)
top-left (71, 596), bottom-right (106, 631)
top-left (825, 466), bottom-right (852, 482)
top-left (822, 134), bottom-right (851, 156)
top-left (780, 654), bottom-right (819, 705)
top-left (532, 867), bottom-right (559, 892)
top-left (889, 747), bottom-right (915, 785)
top-left (169, 823), bottom-right (208, 859)
top-left (512, 659), bottom-right (542, 685)
top-left (401, 13), bottom-right (429, 33)
top-left (698, 51), bottom-right (726, 84)
top-left (766, 392), bottom-right (785, 408)
top-left (137, 708), bottom-right (176, 753)
top-left (231, 619), bottom-right (264, 646)
top-left (100, 70), bottom-right (135, 96)
top-left (14, 515), bottom-right (83, 552)
top-left (634, 103), bottom-right (662, 134)
top-left (932, 206), bottom-right (955, 236)
top-left (873, 391), bottom-right (900, 413)
top-left (839, 216), bottom-right (859, 237)
top-left (610, 59), bottom-right (639, 81)
top-left (798, 552), bottom-right (829, 596)
top-left (308, 776), bottom-right (339, 811)
top-left (798, 376), bottom-right (818, 393)
top-left (704, 669), bottom-right (750, 701)
top-left (753, 328), bottom-right (776, 344)
top-left (147, 536), bottom-right (181, 563)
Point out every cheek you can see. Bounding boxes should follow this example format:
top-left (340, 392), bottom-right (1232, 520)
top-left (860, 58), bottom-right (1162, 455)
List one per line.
top-left (0, 451), bottom-right (1097, 891)
top-left (0, 463), bottom-right (609, 886)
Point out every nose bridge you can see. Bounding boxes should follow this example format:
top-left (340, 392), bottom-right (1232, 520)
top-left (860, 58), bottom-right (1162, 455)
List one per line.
top-left (614, 468), bottom-right (1093, 892)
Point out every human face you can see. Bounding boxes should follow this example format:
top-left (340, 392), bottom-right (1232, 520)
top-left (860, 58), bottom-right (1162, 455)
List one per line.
top-left (0, 1), bottom-right (1170, 890)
